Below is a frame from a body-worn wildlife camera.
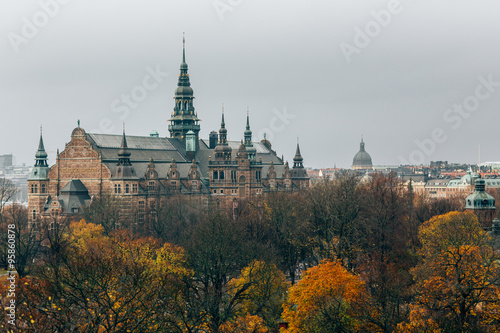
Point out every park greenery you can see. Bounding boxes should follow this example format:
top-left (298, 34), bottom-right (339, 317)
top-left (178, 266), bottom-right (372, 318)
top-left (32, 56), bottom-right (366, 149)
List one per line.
top-left (1, 173), bottom-right (499, 332)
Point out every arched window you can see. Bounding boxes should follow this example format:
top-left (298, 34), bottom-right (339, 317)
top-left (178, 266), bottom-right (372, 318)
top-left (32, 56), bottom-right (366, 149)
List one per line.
top-left (114, 184), bottom-right (118, 194)
top-left (125, 184), bottom-right (130, 194)
top-left (41, 184), bottom-right (46, 193)
top-left (213, 171), bottom-right (218, 180)
top-left (239, 175), bottom-right (246, 197)
top-left (32, 210), bottom-right (36, 220)
top-left (219, 171), bottom-right (225, 180)
top-left (117, 184), bottom-right (121, 194)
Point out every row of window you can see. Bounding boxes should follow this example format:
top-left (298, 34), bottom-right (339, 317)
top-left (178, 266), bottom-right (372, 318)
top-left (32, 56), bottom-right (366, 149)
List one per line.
top-left (212, 170), bottom-right (261, 182)
top-left (30, 184), bottom-right (46, 194)
top-left (114, 183), bottom-right (138, 194)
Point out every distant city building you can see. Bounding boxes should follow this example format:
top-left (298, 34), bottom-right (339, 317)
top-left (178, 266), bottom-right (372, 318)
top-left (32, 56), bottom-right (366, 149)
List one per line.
top-left (0, 154), bottom-right (13, 168)
top-left (27, 40), bottom-right (309, 222)
top-left (351, 137), bottom-right (373, 170)
top-left (0, 153), bottom-right (30, 202)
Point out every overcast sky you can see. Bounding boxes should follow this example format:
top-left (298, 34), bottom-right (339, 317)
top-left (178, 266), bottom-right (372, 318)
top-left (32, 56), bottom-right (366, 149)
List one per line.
top-left (1, 0), bottom-right (500, 169)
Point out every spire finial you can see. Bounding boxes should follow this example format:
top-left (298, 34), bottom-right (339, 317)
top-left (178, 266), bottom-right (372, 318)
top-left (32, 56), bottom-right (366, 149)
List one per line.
top-left (77, 119), bottom-right (80, 128)
top-left (221, 104), bottom-right (226, 128)
top-left (182, 32), bottom-right (186, 63)
top-left (40, 125), bottom-right (43, 136)
top-left (246, 108), bottom-right (250, 130)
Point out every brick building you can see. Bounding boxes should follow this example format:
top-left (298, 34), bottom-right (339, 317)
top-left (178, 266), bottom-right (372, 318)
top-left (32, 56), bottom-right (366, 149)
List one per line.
top-left (27, 40), bottom-right (309, 221)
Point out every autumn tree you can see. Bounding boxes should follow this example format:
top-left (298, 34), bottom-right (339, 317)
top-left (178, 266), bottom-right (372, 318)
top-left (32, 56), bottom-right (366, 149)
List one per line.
top-left (81, 193), bottom-right (122, 234)
top-left (305, 175), bottom-right (363, 267)
top-left (357, 173), bottom-right (414, 332)
top-left (282, 260), bottom-right (376, 333)
top-left (0, 177), bottom-right (18, 223)
top-left (263, 192), bottom-right (312, 285)
top-left (229, 260), bottom-right (288, 330)
top-left (398, 211), bottom-right (500, 332)
top-left (16, 220), bottom-right (191, 332)
top-left (0, 204), bottom-right (41, 277)
top-left (140, 195), bottom-right (201, 245)
top-left (182, 209), bottom-right (262, 333)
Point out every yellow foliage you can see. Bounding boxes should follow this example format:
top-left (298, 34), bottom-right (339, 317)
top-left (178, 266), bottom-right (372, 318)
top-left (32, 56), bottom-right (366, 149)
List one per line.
top-left (400, 211), bottom-right (500, 332)
top-left (220, 314), bottom-right (269, 333)
top-left (282, 260), bottom-right (374, 333)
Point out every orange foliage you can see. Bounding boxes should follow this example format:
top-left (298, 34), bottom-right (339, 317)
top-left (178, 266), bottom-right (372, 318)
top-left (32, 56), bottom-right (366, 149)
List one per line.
top-left (282, 260), bottom-right (376, 333)
top-left (397, 212), bottom-right (500, 332)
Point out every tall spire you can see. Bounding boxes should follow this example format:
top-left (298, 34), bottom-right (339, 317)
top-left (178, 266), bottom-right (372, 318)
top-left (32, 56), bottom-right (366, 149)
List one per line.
top-left (168, 34), bottom-right (200, 142)
top-left (244, 107), bottom-right (252, 146)
top-left (182, 32), bottom-right (186, 64)
top-left (35, 126), bottom-right (48, 167)
top-left (360, 135), bottom-right (365, 152)
top-left (219, 105), bottom-right (228, 145)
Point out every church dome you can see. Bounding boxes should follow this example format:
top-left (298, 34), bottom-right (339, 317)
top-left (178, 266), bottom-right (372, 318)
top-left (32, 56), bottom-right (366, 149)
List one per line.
top-left (352, 137), bottom-right (373, 170)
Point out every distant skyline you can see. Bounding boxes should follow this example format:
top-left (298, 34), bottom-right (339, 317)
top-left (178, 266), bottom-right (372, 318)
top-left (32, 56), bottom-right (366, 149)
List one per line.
top-left (2, 0), bottom-right (500, 169)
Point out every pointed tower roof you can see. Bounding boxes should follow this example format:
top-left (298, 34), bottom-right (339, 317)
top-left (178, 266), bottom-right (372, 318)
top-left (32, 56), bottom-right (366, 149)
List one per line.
top-left (244, 108), bottom-right (252, 138)
top-left (243, 108), bottom-right (257, 160)
top-left (111, 129), bottom-right (138, 180)
top-left (293, 139), bottom-right (305, 171)
top-left (294, 141), bottom-right (303, 163)
top-left (117, 128), bottom-right (131, 164)
top-left (29, 126), bottom-right (50, 180)
top-left (168, 34), bottom-right (200, 140)
top-left (175, 33), bottom-right (193, 95)
top-left (35, 126), bottom-right (48, 165)
top-left (218, 106), bottom-right (228, 144)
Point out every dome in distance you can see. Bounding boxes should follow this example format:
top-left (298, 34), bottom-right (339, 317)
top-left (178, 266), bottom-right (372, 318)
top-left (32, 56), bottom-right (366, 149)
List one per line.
top-left (352, 137), bottom-right (373, 170)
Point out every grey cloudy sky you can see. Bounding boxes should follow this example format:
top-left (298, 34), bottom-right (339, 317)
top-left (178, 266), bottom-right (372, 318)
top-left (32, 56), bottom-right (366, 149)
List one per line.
top-left (1, 0), bottom-right (500, 169)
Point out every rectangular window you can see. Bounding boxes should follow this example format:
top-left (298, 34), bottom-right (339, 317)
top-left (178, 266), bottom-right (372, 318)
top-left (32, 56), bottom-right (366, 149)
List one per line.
top-left (213, 171), bottom-right (218, 180)
top-left (41, 184), bottom-right (46, 193)
top-left (133, 184), bottom-right (138, 193)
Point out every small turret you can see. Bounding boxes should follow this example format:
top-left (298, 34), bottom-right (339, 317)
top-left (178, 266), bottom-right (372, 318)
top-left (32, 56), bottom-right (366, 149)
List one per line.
top-left (214, 106), bottom-right (232, 161)
top-left (111, 128), bottom-right (139, 180)
top-left (243, 109), bottom-right (257, 160)
top-left (29, 127), bottom-right (50, 180)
